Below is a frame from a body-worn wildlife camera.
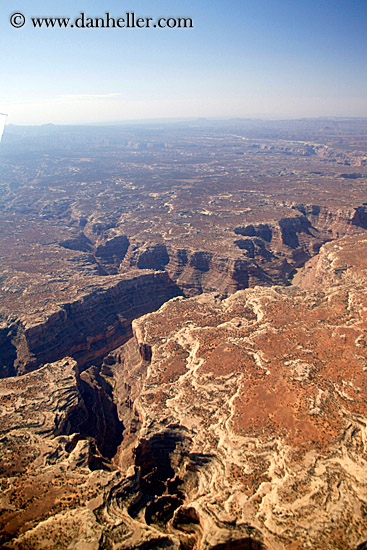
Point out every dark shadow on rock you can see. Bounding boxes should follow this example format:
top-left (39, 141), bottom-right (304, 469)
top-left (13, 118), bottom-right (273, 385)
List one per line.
top-left (61, 365), bottom-right (124, 461)
top-left (210, 538), bottom-right (266, 550)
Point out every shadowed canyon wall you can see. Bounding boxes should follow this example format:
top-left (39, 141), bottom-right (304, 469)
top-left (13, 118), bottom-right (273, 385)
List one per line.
top-left (0, 271), bottom-right (180, 377)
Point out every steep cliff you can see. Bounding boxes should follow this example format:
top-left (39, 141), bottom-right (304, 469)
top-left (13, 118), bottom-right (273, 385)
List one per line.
top-left (2, 235), bottom-right (367, 549)
top-left (2, 121), bottom-right (367, 549)
top-left (113, 204), bottom-right (367, 296)
top-left (101, 233), bottom-right (367, 550)
top-left (0, 358), bottom-right (124, 548)
top-left (13, 231), bottom-right (361, 548)
top-left (0, 270), bottom-right (180, 377)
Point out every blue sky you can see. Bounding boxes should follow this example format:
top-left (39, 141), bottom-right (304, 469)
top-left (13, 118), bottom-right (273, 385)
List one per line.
top-left (1, 0), bottom-right (366, 124)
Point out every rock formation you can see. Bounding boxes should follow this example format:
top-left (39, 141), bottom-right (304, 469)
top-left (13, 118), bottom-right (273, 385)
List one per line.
top-left (2, 234), bottom-right (367, 549)
top-left (1, 120), bottom-right (367, 548)
top-left (106, 234), bottom-right (367, 549)
top-left (115, 204), bottom-right (367, 296)
top-left (0, 270), bottom-right (180, 377)
top-left (0, 358), bottom-right (122, 548)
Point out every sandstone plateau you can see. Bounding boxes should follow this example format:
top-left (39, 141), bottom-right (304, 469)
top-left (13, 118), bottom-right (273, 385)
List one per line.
top-left (1, 120), bottom-right (367, 549)
top-left (2, 233), bottom-right (367, 549)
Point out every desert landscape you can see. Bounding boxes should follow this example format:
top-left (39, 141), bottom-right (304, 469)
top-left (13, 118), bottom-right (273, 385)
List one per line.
top-left (1, 118), bottom-right (367, 549)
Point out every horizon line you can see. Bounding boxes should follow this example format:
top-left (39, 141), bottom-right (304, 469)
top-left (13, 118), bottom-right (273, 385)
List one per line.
top-left (5, 115), bottom-right (367, 128)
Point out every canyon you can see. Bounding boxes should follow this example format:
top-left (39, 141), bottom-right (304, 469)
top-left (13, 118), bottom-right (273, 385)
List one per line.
top-left (1, 119), bottom-right (367, 549)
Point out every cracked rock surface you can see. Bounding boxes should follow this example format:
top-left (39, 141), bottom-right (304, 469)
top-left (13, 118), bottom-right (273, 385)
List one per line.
top-left (110, 233), bottom-right (367, 549)
top-left (1, 121), bottom-right (367, 549)
top-left (2, 235), bottom-right (367, 548)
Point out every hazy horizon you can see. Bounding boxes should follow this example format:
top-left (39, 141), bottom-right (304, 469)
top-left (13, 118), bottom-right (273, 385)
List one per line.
top-left (4, 114), bottom-right (367, 130)
top-left (1, 0), bottom-right (366, 125)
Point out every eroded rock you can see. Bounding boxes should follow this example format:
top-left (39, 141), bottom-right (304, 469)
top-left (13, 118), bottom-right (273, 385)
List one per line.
top-left (109, 234), bottom-right (367, 549)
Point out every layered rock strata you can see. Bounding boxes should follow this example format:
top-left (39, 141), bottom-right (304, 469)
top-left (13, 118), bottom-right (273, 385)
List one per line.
top-left (0, 270), bottom-right (180, 377)
top-left (108, 233), bottom-right (367, 549)
top-left (108, 204), bottom-right (367, 296)
top-left (1, 121), bottom-right (367, 548)
top-left (0, 358), bottom-right (123, 548)
top-left (2, 235), bottom-right (367, 548)
top-left (3, 203), bottom-right (365, 379)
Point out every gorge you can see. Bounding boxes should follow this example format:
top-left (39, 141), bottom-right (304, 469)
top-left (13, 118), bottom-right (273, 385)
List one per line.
top-left (1, 119), bottom-right (367, 549)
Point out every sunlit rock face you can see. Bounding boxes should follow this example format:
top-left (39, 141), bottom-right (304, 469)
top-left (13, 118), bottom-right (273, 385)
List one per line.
top-left (109, 233), bottom-right (367, 550)
top-left (1, 120), bottom-right (367, 548)
top-left (2, 235), bottom-right (367, 549)
top-left (117, 205), bottom-right (367, 297)
top-left (0, 358), bottom-right (119, 548)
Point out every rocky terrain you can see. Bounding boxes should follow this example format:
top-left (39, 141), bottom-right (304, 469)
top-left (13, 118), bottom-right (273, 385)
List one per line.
top-left (1, 119), bottom-right (367, 548)
top-left (2, 233), bottom-right (367, 549)
top-left (0, 270), bottom-right (180, 377)
top-left (112, 233), bottom-right (367, 550)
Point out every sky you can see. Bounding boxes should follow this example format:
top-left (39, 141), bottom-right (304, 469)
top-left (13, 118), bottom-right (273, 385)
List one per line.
top-left (0, 0), bottom-right (366, 125)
